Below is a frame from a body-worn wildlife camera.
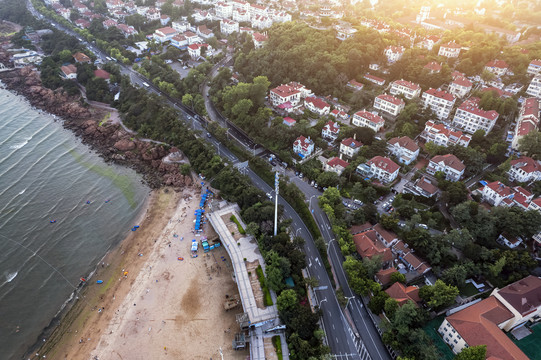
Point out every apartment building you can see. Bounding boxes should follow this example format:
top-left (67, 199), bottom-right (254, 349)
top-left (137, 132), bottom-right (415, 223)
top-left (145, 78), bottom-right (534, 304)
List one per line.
top-left (340, 137), bottom-right (363, 158)
top-left (438, 41), bottom-right (461, 58)
top-left (512, 98), bottom-right (540, 150)
top-left (526, 74), bottom-right (541, 98)
top-left (374, 94), bottom-right (405, 116)
top-left (452, 97), bottom-right (499, 134)
top-left (352, 110), bottom-right (385, 132)
top-left (448, 76), bottom-right (472, 98)
top-left (427, 154), bottom-right (465, 181)
top-left (387, 136), bottom-right (419, 165)
top-left (421, 88), bottom-right (456, 120)
top-left (390, 79), bottom-right (421, 99)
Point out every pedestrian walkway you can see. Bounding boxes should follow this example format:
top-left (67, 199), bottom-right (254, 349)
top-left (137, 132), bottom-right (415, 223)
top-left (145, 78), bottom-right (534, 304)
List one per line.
top-left (208, 204), bottom-right (278, 325)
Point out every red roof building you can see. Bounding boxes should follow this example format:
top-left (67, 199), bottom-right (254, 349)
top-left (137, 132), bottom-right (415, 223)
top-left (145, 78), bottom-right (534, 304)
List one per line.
top-left (422, 88), bottom-right (456, 120)
top-left (293, 135), bottom-right (314, 158)
top-left (352, 110), bottom-right (385, 132)
top-left (385, 282), bottom-right (421, 306)
top-left (340, 137), bottom-right (362, 158)
top-left (452, 97), bottom-right (499, 134)
top-left (324, 156), bottom-right (350, 175)
top-left (363, 73), bottom-right (385, 86)
top-left (427, 154), bottom-right (465, 181)
top-left (93, 69), bottom-right (110, 80)
top-left (352, 229), bottom-right (393, 264)
top-left (439, 296), bottom-right (526, 359)
top-left (420, 120), bottom-right (471, 147)
top-left (390, 79), bottom-right (421, 99)
top-left (424, 61), bottom-right (442, 73)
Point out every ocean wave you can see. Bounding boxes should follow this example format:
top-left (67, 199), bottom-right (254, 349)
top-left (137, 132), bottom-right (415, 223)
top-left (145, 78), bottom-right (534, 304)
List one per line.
top-left (9, 140), bottom-right (28, 149)
top-left (0, 271), bottom-right (18, 287)
top-left (6, 271), bottom-right (17, 282)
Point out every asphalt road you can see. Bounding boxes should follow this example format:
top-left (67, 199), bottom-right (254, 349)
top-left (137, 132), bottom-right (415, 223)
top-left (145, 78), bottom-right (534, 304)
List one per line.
top-left (285, 172), bottom-right (393, 360)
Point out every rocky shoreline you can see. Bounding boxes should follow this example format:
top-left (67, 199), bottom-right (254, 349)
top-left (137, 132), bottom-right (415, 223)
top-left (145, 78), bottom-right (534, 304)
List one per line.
top-left (0, 66), bottom-right (192, 188)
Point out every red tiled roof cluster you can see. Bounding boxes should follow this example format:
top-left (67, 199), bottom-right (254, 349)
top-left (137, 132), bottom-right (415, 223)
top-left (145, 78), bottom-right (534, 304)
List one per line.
top-left (388, 136), bottom-right (419, 152)
top-left (486, 59), bottom-right (509, 69)
top-left (452, 76), bottom-right (472, 87)
top-left (392, 79), bottom-right (420, 91)
top-left (431, 154), bottom-right (465, 171)
top-left (341, 137), bottom-right (362, 148)
top-left (458, 97), bottom-right (499, 120)
top-left (510, 156), bottom-right (541, 174)
top-left (376, 94), bottom-right (404, 106)
top-left (368, 156), bottom-right (400, 173)
top-left (424, 88), bottom-right (455, 102)
top-left (355, 111), bottom-right (384, 124)
top-left (306, 96), bottom-right (330, 110)
top-left (323, 120), bottom-right (339, 133)
top-left (446, 297), bottom-right (526, 360)
top-left (327, 157), bottom-right (349, 169)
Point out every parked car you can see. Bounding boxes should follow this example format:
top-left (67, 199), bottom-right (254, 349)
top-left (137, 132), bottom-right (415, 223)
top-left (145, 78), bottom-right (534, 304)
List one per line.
top-left (419, 224), bottom-right (428, 229)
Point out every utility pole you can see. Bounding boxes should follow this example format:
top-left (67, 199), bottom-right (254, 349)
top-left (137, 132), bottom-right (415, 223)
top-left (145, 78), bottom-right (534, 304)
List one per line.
top-left (274, 171), bottom-right (279, 236)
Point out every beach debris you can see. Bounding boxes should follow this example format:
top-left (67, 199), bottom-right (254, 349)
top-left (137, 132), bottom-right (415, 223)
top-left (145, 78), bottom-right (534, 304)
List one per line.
top-left (123, 271), bottom-right (128, 277)
top-left (177, 257), bottom-right (184, 261)
top-left (86, 200), bottom-right (91, 204)
top-left (49, 220), bottom-right (56, 223)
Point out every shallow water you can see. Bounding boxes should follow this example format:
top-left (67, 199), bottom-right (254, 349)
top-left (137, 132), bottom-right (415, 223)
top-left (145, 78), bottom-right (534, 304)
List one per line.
top-left (0, 87), bottom-right (150, 359)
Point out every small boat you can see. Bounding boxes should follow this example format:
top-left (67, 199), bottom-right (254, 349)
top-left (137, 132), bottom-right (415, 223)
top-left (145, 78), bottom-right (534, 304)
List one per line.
top-left (80, 277), bottom-right (87, 282)
top-left (96, 280), bottom-right (103, 284)
top-left (177, 257), bottom-right (184, 261)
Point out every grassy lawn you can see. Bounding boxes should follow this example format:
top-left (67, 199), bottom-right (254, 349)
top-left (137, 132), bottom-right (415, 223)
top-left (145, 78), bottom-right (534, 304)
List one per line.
top-left (509, 322), bottom-right (541, 359)
top-left (422, 316), bottom-right (456, 360)
top-left (459, 282), bottom-right (480, 297)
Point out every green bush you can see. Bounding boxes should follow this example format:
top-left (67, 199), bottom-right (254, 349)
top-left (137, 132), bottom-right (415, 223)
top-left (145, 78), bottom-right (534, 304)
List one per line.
top-left (230, 215), bottom-right (246, 235)
top-left (256, 265), bottom-right (273, 306)
top-left (272, 335), bottom-right (283, 360)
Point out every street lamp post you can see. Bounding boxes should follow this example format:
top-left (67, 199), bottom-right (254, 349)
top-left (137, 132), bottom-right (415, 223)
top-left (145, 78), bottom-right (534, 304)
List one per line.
top-left (345, 296), bottom-right (355, 308)
top-left (295, 228), bottom-right (301, 237)
top-left (318, 298), bottom-right (327, 308)
top-left (309, 195), bottom-right (317, 213)
top-left (327, 238), bottom-right (336, 253)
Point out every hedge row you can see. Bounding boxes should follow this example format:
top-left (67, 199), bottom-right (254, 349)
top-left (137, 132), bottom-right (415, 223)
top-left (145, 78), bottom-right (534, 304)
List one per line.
top-left (256, 265), bottom-right (273, 306)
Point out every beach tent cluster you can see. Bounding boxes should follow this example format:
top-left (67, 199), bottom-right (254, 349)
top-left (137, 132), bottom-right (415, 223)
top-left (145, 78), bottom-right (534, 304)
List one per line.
top-left (191, 239), bottom-right (198, 258)
top-left (194, 189), bottom-right (213, 232)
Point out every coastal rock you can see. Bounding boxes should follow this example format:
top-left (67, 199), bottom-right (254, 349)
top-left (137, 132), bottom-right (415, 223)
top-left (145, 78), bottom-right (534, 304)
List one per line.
top-left (0, 61), bottom-right (194, 190)
top-left (114, 139), bottom-right (136, 151)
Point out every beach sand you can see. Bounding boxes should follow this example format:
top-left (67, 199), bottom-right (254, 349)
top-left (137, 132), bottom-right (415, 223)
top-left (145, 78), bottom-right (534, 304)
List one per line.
top-left (34, 186), bottom-right (248, 360)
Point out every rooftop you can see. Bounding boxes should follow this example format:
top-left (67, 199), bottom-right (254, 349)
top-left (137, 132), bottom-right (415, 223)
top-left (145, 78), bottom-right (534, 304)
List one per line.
top-left (446, 297), bottom-right (527, 360)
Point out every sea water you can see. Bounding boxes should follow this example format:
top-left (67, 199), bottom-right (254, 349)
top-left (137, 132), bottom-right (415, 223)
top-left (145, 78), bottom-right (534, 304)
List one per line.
top-left (0, 86), bottom-right (150, 359)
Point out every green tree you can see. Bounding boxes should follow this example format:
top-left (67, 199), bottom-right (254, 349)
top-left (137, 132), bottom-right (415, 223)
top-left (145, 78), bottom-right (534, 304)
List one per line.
top-left (390, 272), bottom-right (406, 284)
top-left (419, 280), bottom-right (459, 310)
top-left (519, 130), bottom-right (541, 159)
top-left (441, 264), bottom-right (468, 287)
top-left (455, 345), bottom-right (487, 360)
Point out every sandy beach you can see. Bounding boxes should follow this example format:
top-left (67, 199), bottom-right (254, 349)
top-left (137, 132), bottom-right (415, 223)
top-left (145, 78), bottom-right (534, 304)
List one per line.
top-left (33, 185), bottom-right (248, 360)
